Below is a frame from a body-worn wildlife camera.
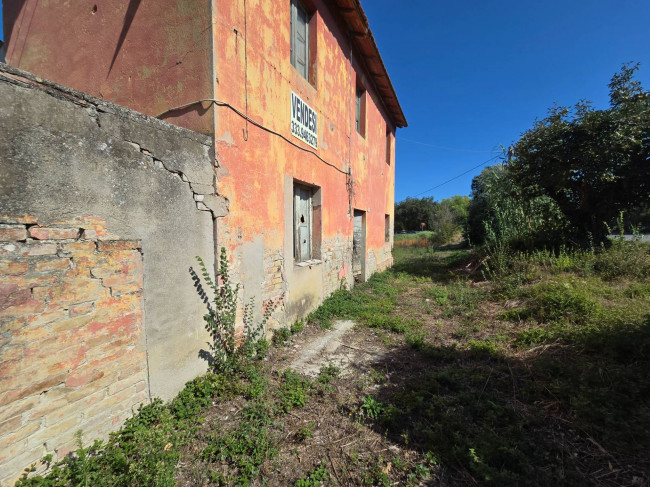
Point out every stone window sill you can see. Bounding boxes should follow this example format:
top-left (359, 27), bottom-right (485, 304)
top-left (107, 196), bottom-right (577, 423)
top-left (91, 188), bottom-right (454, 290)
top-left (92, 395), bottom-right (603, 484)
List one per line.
top-left (295, 259), bottom-right (322, 268)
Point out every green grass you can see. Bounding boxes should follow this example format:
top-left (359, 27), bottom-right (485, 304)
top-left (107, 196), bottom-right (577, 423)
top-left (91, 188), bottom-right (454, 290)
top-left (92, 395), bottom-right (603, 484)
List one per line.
top-left (15, 373), bottom-right (246, 487)
top-left (17, 240), bottom-right (650, 487)
top-left (393, 231), bottom-right (434, 242)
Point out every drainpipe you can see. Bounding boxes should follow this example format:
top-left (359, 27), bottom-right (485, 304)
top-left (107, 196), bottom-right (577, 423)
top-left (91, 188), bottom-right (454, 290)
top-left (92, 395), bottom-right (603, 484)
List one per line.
top-left (210, 0), bottom-right (220, 277)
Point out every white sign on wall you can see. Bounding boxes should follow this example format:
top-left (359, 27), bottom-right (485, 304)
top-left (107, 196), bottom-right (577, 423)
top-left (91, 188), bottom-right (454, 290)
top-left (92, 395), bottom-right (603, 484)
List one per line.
top-left (290, 91), bottom-right (318, 149)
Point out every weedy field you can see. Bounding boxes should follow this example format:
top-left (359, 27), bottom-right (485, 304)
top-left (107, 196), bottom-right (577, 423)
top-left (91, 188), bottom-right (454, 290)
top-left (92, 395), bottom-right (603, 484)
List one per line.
top-left (16, 240), bottom-right (650, 486)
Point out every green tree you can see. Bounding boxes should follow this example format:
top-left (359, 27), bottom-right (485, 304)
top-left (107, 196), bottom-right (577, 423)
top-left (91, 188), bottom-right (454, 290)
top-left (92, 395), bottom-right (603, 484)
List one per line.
top-left (508, 63), bottom-right (650, 242)
top-left (431, 195), bottom-right (470, 244)
top-left (394, 197), bottom-right (438, 232)
top-left (466, 164), bottom-right (569, 249)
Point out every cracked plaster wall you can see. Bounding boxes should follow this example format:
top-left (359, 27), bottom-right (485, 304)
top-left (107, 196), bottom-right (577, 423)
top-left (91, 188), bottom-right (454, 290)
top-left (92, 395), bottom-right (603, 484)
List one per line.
top-left (0, 65), bottom-right (226, 404)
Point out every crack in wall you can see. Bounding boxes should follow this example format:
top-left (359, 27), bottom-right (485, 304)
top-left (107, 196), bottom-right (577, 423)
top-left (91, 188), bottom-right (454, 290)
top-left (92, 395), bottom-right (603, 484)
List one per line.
top-left (123, 139), bottom-right (229, 219)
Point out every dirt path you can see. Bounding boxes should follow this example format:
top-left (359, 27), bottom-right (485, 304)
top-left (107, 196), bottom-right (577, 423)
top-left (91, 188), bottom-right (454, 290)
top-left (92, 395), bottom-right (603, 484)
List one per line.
top-left (270, 320), bottom-right (388, 377)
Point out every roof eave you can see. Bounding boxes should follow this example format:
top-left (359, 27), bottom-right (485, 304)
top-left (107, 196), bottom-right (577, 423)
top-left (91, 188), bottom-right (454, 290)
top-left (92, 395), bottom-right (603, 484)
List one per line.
top-left (331, 0), bottom-right (407, 128)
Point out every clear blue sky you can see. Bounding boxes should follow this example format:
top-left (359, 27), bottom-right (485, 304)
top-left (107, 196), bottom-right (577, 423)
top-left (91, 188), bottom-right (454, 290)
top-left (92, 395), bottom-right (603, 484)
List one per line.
top-left (2, 2), bottom-right (649, 203)
top-left (363, 0), bottom-right (650, 202)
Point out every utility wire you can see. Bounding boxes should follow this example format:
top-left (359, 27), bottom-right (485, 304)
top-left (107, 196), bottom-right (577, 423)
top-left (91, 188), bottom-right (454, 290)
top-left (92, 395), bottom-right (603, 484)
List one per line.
top-left (412, 155), bottom-right (501, 197)
top-left (156, 99), bottom-right (350, 175)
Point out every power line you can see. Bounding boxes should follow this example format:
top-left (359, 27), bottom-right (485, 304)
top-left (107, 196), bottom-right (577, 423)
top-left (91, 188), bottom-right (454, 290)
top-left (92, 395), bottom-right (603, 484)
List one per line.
top-left (156, 98), bottom-right (349, 175)
top-left (412, 155), bottom-right (501, 197)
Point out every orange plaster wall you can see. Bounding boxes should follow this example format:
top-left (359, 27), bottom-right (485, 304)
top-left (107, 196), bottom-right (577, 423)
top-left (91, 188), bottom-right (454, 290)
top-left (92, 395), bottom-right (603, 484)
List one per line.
top-left (3, 0), bottom-right (398, 323)
top-left (212, 0), bottom-right (395, 312)
top-left (3, 0), bottom-right (214, 135)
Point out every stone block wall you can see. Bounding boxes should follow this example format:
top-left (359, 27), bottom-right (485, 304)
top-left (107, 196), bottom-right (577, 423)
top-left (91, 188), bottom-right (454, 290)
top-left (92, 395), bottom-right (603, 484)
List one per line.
top-left (0, 64), bottom-right (223, 484)
top-left (0, 216), bottom-right (147, 486)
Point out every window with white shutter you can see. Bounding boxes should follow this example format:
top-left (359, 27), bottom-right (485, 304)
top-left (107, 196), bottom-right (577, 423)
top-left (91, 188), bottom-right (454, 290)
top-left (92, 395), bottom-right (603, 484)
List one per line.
top-left (355, 86), bottom-right (366, 137)
top-left (291, 0), bottom-right (309, 81)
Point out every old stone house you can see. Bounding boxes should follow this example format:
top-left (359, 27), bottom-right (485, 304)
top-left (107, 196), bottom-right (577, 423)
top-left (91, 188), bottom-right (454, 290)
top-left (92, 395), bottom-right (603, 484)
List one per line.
top-left (0, 0), bottom-right (405, 482)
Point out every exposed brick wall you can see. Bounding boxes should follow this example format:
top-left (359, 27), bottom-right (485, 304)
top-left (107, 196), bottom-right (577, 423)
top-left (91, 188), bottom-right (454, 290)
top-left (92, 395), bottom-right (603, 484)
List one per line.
top-left (262, 250), bottom-right (287, 330)
top-left (0, 216), bottom-right (147, 486)
top-left (322, 236), bottom-right (355, 295)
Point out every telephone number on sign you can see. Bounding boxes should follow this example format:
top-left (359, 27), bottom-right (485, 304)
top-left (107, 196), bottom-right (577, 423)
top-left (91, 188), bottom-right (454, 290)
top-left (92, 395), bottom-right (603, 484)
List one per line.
top-left (291, 122), bottom-right (318, 148)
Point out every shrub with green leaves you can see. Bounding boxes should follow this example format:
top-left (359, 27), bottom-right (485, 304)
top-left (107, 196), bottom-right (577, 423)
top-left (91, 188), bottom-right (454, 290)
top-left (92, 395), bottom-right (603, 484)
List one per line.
top-left (196, 248), bottom-right (276, 372)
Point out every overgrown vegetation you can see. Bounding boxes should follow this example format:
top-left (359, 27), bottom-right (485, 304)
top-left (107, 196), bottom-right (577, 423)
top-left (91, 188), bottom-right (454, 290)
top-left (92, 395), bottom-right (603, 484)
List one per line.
top-left (14, 65), bottom-right (650, 487)
top-left (16, 238), bottom-right (650, 486)
top-left (394, 195), bottom-right (470, 245)
top-left (468, 63), bottom-right (649, 249)
top-left (195, 248), bottom-right (273, 373)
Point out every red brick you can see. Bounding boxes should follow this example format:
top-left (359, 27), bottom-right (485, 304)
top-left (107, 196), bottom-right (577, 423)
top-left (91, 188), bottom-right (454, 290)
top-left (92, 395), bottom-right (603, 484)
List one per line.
top-left (0, 293), bottom-right (46, 320)
top-left (64, 371), bottom-right (117, 403)
top-left (97, 240), bottom-right (141, 251)
top-left (29, 227), bottom-right (79, 240)
top-left (0, 437), bottom-right (28, 467)
top-left (26, 397), bottom-right (69, 422)
top-left (35, 258), bottom-right (70, 272)
top-left (0, 415), bottom-right (22, 436)
top-left (0, 395), bottom-right (38, 424)
top-left (42, 399), bottom-right (90, 427)
top-left (0, 345), bottom-right (24, 363)
top-left (0, 420), bottom-right (41, 448)
top-left (0, 226), bottom-right (27, 242)
top-left (0, 445), bottom-right (44, 482)
top-left (61, 241), bottom-right (96, 253)
top-left (65, 367), bottom-right (105, 388)
top-left (0, 215), bottom-right (37, 225)
top-left (0, 358), bottom-right (23, 378)
top-left (0, 261), bottom-right (29, 276)
top-left (88, 347), bottom-right (129, 368)
top-left (3, 274), bottom-right (59, 291)
top-left (11, 322), bottom-right (51, 342)
top-left (41, 416), bottom-right (79, 439)
top-left (36, 344), bottom-right (87, 375)
top-left (0, 372), bottom-right (67, 407)
top-left (69, 302), bottom-right (95, 317)
top-left (25, 307), bottom-right (69, 327)
top-left (107, 372), bottom-right (146, 396)
top-left (95, 292), bottom-right (141, 315)
top-left (33, 278), bottom-right (108, 306)
top-left (87, 313), bottom-right (139, 337)
top-left (50, 313), bottom-right (95, 333)
top-left (23, 243), bottom-right (58, 257)
top-left (117, 361), bottom-right (147, 381)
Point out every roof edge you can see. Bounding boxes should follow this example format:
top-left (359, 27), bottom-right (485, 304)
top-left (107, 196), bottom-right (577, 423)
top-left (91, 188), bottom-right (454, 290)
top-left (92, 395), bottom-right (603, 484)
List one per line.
top-left (332, 0), bottom-right (407, 128)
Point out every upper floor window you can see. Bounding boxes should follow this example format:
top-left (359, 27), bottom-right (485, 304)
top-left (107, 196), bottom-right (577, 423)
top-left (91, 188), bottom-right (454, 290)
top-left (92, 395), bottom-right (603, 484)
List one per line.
top-left (291, 0), bottom-right (310, 81)
top-left (355, 86), bottom-right (366, 137)
top-left (386, 127), bottom-right (392, 164)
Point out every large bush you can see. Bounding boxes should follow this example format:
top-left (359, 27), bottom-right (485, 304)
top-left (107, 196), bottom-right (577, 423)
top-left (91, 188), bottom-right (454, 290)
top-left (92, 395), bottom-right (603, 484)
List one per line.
top-left (508, 63), bottom-right (650, 243)
top-left (466, 164), bottom-right (569, 249)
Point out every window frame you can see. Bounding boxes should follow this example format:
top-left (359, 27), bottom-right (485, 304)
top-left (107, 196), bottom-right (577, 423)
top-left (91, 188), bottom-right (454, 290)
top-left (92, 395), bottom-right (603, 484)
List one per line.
top-left (293, 181), bottom-right (321, 264)
top-left (290, 0), bottom-right (314, 84)
top-left (385, 214), bottom-right (391, 243)
top-left (386, 127), bottom-right (392, 165)
top-left (355, 86), bottom-right (367, 137)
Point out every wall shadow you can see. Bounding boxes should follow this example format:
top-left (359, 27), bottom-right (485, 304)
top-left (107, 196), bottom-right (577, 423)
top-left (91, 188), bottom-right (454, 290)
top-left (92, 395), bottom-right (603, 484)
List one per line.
top-left (390, 247), bottom-right (476, 283)
top-left (346, 316), bottom-right (650, 486)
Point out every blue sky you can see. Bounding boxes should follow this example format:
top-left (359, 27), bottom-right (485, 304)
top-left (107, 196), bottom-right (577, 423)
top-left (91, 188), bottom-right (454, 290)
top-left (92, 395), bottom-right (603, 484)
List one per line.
top-left (2, 2), bottom-right (649, 203)
top-left (363, 0), bottom-right (650, 202)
